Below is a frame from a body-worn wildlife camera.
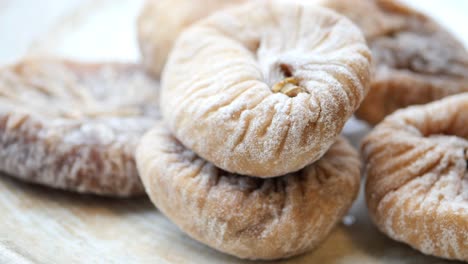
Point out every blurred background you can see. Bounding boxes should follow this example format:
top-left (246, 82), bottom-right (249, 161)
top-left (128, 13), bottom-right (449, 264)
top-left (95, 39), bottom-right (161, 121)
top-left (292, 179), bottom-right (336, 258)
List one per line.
top-left (0, 0), bottom-right (467, 66)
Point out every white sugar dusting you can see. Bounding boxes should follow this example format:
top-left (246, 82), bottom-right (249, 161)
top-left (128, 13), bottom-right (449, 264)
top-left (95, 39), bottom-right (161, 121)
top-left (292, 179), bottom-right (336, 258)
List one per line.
top-left (161, 0), bottom-right (370, 176)
top-left (365, 94), bottom-right (468, 260)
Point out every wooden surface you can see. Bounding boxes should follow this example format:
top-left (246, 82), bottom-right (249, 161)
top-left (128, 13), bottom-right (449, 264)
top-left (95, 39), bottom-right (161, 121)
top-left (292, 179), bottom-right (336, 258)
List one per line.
top-left (0, 174), bottom-right (459, 264)
top-left (0, 1), bottom-right (465, 263)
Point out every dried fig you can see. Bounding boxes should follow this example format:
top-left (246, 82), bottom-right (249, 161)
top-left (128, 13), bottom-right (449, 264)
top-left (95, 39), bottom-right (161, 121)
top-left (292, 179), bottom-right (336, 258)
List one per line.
top-left (138, 0), bottom-right (246, 77)
top-left (0, 58), bottom-right (160, 196)
top-left (136, 123), bottom-right (360, 260)
top-left (161, 0), bottom-right (371, 177)
top-left (322, 0), bottom-right (468, 125)
top-left (362, 94), bottom-right (468, 261)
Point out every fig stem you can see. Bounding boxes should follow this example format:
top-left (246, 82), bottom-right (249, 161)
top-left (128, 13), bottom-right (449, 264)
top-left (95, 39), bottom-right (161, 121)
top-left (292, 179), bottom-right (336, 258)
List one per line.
top-left (272, 77), bottom-right (307, 97)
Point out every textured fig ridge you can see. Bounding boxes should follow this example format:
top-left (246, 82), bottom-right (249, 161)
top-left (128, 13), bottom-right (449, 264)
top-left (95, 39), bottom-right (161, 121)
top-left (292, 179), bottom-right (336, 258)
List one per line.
top-left (136, 122), bottom-right (361, 260)
top-left (362, 93), bottom-right (468, 261)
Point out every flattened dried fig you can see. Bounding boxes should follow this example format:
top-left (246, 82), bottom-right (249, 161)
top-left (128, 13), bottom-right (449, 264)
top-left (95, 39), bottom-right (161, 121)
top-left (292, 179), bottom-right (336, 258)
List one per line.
top-left (0, 58), bottom-right (160, 196)
top-left (322, 0), bottom-right (468, 125)
top-left (161, 0), bottom-right (371, 177)
top-left (136, 123), bottom-right (360, 260)
top-left (138, 0), bottom-right (246, 77)
top-left (362, 94), bottom-right (468, 261)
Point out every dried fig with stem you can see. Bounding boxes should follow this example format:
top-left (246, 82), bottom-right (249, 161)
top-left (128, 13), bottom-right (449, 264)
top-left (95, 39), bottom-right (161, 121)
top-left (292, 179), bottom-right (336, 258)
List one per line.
top-left (161, 0), bottom-right (371, 177)
top-left (362, 93), bottom-right (468, 261)
top-left (0, 58), bottom-right (160, 196)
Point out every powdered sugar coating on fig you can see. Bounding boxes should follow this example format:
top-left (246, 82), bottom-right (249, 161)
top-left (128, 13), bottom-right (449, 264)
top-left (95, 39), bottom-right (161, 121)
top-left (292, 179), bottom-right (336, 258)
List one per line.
top-left (362, 94), bottom-right (468, 261)
top-left (136, 123), bottom-right (360, 260)
top-left (161, 0), bottom-right (371, 177)
top-left (0, 58), bottom-right (160, 196)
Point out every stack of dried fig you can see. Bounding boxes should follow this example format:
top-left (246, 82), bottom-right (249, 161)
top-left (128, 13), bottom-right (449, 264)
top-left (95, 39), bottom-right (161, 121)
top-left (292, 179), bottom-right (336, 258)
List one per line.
top-left (137, 0), bottom-right (371, 259)
top-left (1, 0), bottom-right (466, 261)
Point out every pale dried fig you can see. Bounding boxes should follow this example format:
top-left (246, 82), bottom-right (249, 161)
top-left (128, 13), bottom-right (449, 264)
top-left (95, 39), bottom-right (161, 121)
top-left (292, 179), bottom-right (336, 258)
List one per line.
top-left (136, 123), bottom-right (360, 260)
top-left (161, 0), bottom-right (371, 177)
top-left (138, 0), bottom-right (246, 77)
top-left (322, 0), bottom-right (468, 125)
top-left (0, 58), bottom-right (160, 196)
top-left (362, 94), bottom-right (468, 261)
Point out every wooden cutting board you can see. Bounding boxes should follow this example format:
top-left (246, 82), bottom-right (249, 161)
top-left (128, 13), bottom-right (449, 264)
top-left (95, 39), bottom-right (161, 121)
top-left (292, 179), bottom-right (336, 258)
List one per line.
top-left (0, 1), bottom-right (464, 263)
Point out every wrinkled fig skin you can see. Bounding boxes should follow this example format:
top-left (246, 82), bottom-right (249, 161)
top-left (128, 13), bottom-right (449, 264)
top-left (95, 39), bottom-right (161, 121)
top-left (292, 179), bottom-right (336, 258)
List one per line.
top-left (362, 94), bottom-right (468, 261)
top-left (137, 123), bottom-right (361, 260)
top-left (0, 59), bottom-right (160, 196)
top-left (138, 0), bottom-right (246, 77)
top-left (162, 0), bottom-right (371, 177)
top-left (323, 0), bottom-right (468, 125)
